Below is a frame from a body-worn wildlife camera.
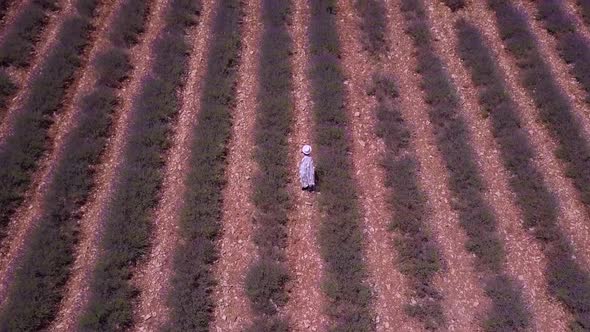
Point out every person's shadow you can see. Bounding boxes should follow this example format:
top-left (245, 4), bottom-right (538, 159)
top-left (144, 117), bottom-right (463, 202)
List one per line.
top-left (312, 169), bottom-right (321, 192)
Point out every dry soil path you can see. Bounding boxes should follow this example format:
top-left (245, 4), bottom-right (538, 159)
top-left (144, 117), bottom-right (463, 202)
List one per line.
top-left (48, 1), bottom-right (170, 329)
top-left (283, 0), bottom-right (329, 330)
top-left (132, 2), bottom-right (215, 330)
top-left (210, 0), bottom-right (260, 330)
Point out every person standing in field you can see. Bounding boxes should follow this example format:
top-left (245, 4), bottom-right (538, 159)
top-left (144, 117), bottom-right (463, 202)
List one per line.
top-left (300, 144), bottom-right (315, 191)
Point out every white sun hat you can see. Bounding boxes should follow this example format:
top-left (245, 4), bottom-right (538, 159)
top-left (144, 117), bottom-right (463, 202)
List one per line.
top-left (302, 144), bottom-right (312, 155)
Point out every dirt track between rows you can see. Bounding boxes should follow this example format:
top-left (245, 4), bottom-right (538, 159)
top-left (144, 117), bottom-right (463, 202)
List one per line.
top-left (211, 0), bottom-right (260, 329)
top-left (283, 0), bottom-right (328, 330)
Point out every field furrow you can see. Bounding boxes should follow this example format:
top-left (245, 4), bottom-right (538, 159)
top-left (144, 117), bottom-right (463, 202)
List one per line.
top-left (518, 0), bottom-right (590, 144)
top-left (0, 0), bottom-right (65, 130)
top-left (48, 0), bottom-right (153, 330)
top-left (576, 0), bottom-right (590, 29)
top-left (524, 0), bottom-right (590, 141)
top-left (241, 0), bottom-right (295, 329)
top-left (440, 0), bottom-right (465, 12)
top-left (0, 0), bottom-right (62, 69)
top-left (0, 0), bottom-right (13, 24)
top-left (164, 0), bottom-right (243, 330)
top-left (365, 2), bottom-right (449, 329)
top-left (0, 0), bottom-right (110, 313)
top-left (429, 1), bottom-right (570, 330)
top-left (132, 2), bottom-right (211, 331)
top-left (371, 72), bottom-right (445, 331)
top-left (483, 0), bottom-right (590, 328)
top-left (0, 0), bottom-right (30, 60)
top-left (0, 0), bottom-right (70, 238)
top-left (306, 0), bottom-right (374, 329)
top-left (386, 1), bottom-right (487, 330)
top-left (77, 0), bottom-right (200, 329)
top-left (0, 0), bottom-right (25, 38)
top-left (493, 0), bottom-right (590, 269)
top-left (338, 1), bottom-right (424, 330)
top-left (210, 0), bottom-right (260, 329)
top-left (564, 0), bottom-right (590, 41)
top-left (490, 0), bottom-right (590, 228)
top-left (0, 0), bottom-right (57, 121)
top-left (283, 0), bottom-right (328, 330)
top-left (401, 0), bottom-right (532, 329)
top-left (469, 0), bottom-right (590, 282)
top-left (0, 1), bottom-right (127, 328)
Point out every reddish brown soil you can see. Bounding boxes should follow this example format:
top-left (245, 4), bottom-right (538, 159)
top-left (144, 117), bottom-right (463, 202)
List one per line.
top-left (467, 0), bottom-right (590, 273)
top-left (385, 2), bottom-right (489, 330)
top-left (131, 3), bottom-right (215, 331)
top-left (0, 0), bottom-right (114, 308)
top-left (210, 0), bottom-right (260, 329)
top-left (283, 0), bottom-right (329, 330)
top-left (48, 0), bottom-right (171, 329)
top-left (0, 0), bottom-right (72, 140)
top-left (335, 1), bottom-right (422, 331)
top-left (427, 1), bottom-right (570, 329)
top-left (516, 0), bottom-right (590, 150)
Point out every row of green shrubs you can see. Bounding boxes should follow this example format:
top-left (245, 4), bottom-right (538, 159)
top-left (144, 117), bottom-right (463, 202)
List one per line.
top-left (485, 1), bottom-right (590, 328)
top-left (0, 0), bottom-right (62, 117)
top-left (78, 0), bottom-right (200, 330)
top-left (577, 0), bottom-right (590, 27)
top-left (354, 1), bottom-right (445, 328)
top-left (0, 0), bottom-right (10, 21)
top-left (489, 0), bottom-right (590, 214)
top-left (308, 1), bottom-right (374, 330)
top-left (369, 74), bottom-right (445, 329)
top-left (164, 0), bottom-right (243, 330)
top-left (0, 0), bottom-right (149, 330)
top-left (0, 0), bottom-right (59, 67)
top-left (353, 0), bottom-right (388, 57)
top-left (370, 73), bottom-right (446, 329)
top-left (441, 0), bottom-right (465, 12)
top-left (243, 0), bottom-right (293, 331)
top-left (401, 1), bottom-right (531, 330)
top-left (164, 0), bottom-right (243, 329)
top-left (0, 68), bottom-right (16, 111)
top-left (0, 0), bottom-right (96, 241)
top-left (0, 0), bottom-right (59, 137)
top-left (535, 1), bottom-right (590, 108)
top-left (108, 0), bottom-right (150, 47)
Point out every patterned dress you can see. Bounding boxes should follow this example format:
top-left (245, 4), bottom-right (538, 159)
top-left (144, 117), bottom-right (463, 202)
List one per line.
top-left (299, 155), bottom-right (315, 189)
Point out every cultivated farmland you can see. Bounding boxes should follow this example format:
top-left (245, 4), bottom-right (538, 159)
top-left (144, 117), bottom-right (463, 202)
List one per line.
top-left (1, 0), bottom-right (590, 331)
